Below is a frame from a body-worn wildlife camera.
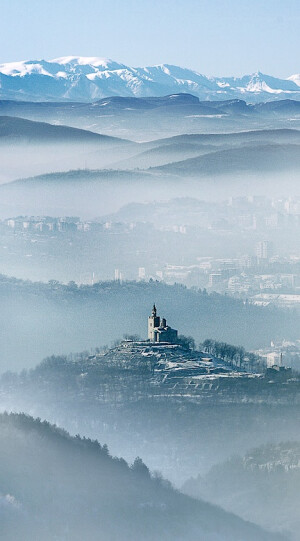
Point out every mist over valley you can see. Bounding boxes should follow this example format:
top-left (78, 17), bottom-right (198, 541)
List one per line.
top-left (0, 64), bottom-right (299, 541)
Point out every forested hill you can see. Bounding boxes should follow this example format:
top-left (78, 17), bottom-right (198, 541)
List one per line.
top-left (0, 412), bottom-right (285, 541)
top-left (0, 275), bottom-right (299, 372)
top-left (183, 441), bottom-right (300, 540)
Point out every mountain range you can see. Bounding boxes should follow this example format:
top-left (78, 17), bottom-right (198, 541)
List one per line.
top-left (0, 95), bottom-right (299, 143)
top-left (0, 56), bottom-right (299, 102)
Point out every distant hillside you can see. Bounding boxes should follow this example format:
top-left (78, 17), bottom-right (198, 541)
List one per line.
top-left (0, 168), bottom-right (163, 217)
top-left (0, 120), bottom-right (139, 184)
top-left (147, 128), bottom-right (300, 148)
top-left (0, 95), bottom-right (298, 116)
top-left (0, 412), bottom-right (284, 541)
top-left (183, 442), bottom-right (300, 541)
top-left (102, 197), bottom-right (212, 224)
top-left (0, 116), bottom-right (130, 144)
top-left (151, 143), bottom-right (300, 177)
top-left (1, 97), bottom-right (299, 141)
top-left (8, 168), bottom-right (146, 185)
top-left (116, 128), bottom-right (300, 169)
top-left (114, 142), bottom-right (216, 169)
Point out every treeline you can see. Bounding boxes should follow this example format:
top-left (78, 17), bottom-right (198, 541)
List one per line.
top-left (0, 411), bottom-right (153, 477)
top-left (200, 338), bottom-right (265, 371)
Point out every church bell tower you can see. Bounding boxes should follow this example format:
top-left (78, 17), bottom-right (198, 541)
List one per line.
top-left (148, 303), bottom-right (160, 341)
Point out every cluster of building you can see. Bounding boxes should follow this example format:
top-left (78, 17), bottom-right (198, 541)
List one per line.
top-left (254, 340), bottom-right (300, 372)
top-left (221, 195), bottom-right (300, 231)
top-left (1, 194), bottom-right (299, 308)
top-left (1, 216), bottom-right (136, 234)
top-left (138, 251), bottom-right (300, 306)
top-left (155, 196), bottom-right (300, 233)
top-left (3, 216), bottom-right (80, 233)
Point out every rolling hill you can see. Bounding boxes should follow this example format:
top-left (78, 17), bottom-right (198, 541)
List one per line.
top-left (146, 128), bottom-right (300, 148)
top-left (0, 117), bottom-right (137, 183)
top-left (0, 115), bottom-right (131, 145)
top-left (151, 143), bottom-right (300, 177)
top-left (116, 128), bottom-right (300, 169)
top-left (0, 168), bottom-right (164, 217)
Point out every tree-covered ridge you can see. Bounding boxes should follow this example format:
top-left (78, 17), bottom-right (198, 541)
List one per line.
top-left (0, 412), bottom-right (285, 541)
top-left (183, 441), bottom-right (300, 541)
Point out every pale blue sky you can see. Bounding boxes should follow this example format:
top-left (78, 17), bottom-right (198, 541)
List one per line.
top-left (0, 0), bottom-right (299, 77)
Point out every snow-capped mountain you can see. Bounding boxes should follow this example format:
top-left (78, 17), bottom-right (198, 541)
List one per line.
top-left (0, 56), bottom-right (299, 102)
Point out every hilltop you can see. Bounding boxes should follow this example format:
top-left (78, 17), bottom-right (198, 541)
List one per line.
top-left (0, 277), bottom-right (299, 372)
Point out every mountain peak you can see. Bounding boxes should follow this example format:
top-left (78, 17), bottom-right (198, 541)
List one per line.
top-left (50, 56), bottom-right (125, 70)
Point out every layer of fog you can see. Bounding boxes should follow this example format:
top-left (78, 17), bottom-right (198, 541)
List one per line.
top-left (0, 170), bottom-right (299, 220)
top-left (0, 141), bottom-right (138, 185)
top-left (2, 102), bottom-right (300, 142)
top-left (1, 364), bottom-right (299, 490)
